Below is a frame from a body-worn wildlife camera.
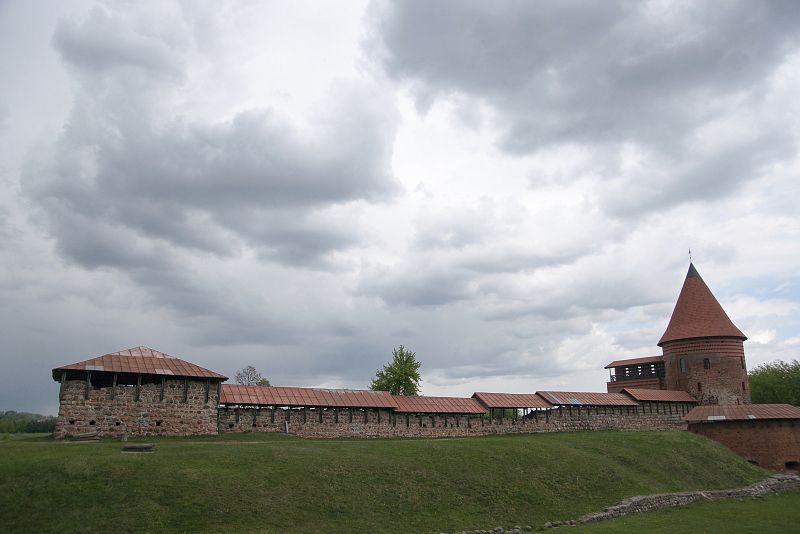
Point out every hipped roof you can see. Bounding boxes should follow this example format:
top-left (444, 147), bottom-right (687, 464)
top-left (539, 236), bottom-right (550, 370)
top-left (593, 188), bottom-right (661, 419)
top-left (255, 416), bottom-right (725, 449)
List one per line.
top-left (52, 346), bottom-right (227, 381)
top-left (658, 263), bottom-right (746, 346)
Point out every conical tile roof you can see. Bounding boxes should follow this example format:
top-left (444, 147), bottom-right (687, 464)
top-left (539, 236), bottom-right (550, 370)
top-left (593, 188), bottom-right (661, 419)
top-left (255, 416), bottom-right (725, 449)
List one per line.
top-left (658, 264), bottom-right (746, 346)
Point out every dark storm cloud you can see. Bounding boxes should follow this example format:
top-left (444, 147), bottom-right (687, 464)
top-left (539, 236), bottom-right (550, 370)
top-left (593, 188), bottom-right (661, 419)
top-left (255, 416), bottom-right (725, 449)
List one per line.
top-left (24, 9), bottom-right (399, 273)
top-left (369, 0), bottom-right (800, 213)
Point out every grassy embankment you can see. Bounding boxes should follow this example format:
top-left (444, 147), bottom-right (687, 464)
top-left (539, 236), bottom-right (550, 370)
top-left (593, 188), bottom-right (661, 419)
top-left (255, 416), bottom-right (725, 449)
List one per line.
top-left (579, 491), bottom-right (800, 533)
top-left (0, 431), bottom-right (775, 533)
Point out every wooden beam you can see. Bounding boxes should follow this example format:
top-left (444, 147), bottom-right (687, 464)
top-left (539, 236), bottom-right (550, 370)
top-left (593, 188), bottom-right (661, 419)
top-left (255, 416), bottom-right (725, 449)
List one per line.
top-left (59, 372), bottom-right (67, 401)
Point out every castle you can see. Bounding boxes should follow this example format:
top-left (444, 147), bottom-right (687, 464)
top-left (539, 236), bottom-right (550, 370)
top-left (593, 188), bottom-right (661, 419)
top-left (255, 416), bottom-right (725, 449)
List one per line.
top-left (51, 264), bottom-right (799, 469)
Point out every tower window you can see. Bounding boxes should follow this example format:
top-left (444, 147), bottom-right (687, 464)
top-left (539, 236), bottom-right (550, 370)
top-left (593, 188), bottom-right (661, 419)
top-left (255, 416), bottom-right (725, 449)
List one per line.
top-left (741, 357), bottom-right (745, 369)
top-left (679, 358), bottom-right (687, 372)
top-left (697, 382), bottom-right (702, 392)
top-left (703, 358), bottom-right (710, 370)
top-left (742, 382), bottom-right (746, 392)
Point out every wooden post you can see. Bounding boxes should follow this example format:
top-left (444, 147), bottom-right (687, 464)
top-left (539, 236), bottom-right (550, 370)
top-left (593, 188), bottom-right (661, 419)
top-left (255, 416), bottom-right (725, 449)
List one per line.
top-left (406, 414), bottom-right (410, 428)
top-left (135, 374), bottom-right (142, 401)
top-left (59, 372), bottom-right (67, 401)
top-left (334, 408), bottom-right (339, 424)
top-left (235, 408), bottom-right (240, 423)
top-left (110, 373), bottom-right (117, 400)
top-left (303, 408), bottom-right (307, 424)
top-left (160, 376), bottom-right (165, 402)
top-left (319, 409), bottom-right (323, 423)
top-left (271, 407), bottom-right (275, 423)
top-left (377, 409), bottom-right (381, 424)
top-left (85, 371), bottom-right (91, 400)
top-left (183, 378), bottom-right (189, 403)
top-left (205, 379), bottom-right (210, 404)
top-left (364, 410), bottom-right (368, 424)
top-left (253, 409), bottom-right (258, 426)
top-left (349, 409), bottom-right (353, 423)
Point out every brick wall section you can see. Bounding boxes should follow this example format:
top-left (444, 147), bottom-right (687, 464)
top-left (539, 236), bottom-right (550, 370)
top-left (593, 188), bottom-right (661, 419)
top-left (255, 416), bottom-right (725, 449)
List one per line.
top-left (688, 420), bottom-right (800, 470)
top-left (54, 379), bottom-right (219, 438)
top-left (662, 338), bottom-right (750, 405)
top-left (218, 402), bottom-right (693, 438)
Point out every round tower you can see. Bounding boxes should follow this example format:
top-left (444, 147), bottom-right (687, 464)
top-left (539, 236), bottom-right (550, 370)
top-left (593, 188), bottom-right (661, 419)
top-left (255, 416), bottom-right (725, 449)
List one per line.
top-left (658, 264), bottom-right (750, 405)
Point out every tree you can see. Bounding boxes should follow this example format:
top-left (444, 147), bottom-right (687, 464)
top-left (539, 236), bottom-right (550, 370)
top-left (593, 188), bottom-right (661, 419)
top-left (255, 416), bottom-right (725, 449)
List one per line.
top-left (369, 345), bottom-right (422, 396)
top-left (234, 365), bottom-right (271, 387)
top-left (749, 360), bottom-right (800, 405)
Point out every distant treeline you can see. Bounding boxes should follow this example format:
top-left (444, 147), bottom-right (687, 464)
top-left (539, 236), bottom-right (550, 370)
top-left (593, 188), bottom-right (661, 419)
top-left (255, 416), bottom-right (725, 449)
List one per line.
top-left (0, 411), bottom-right (57, 433)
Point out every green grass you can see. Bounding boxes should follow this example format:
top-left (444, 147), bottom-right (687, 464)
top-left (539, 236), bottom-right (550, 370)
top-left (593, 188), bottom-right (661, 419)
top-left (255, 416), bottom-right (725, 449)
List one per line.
top-left (0, 431), bottom-right (770, 533)
top-left (577, 491), bottom-right (800, 533)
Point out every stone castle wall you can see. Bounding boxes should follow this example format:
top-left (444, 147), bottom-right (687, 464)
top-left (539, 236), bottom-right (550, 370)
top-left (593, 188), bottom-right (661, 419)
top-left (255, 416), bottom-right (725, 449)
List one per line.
top-left (662, 338), bottom-right (750, 405)
top-left (218, 401), bottom-right (693, 438)
top-left (54, 378), bottom-right (220, 439)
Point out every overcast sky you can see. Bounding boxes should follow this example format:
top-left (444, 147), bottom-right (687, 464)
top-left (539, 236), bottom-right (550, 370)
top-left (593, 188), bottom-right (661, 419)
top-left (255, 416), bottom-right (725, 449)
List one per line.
top-left (2, 1), bottom-right (799, 415)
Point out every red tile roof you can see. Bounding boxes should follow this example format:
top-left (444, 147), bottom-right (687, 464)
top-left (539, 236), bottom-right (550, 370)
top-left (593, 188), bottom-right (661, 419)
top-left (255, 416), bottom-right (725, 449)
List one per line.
top-left (536, 391), bottom-right (638, 406)
top-left (220, 385), bottom-right (398, 409)
top-left (622, 388), bottom-right (697, 403)
top-left (392, 395), bottom-right (487, 414)
top-left (472, 392), bottom-right (553, 409)
top-left (604, 356), bottom-right (663, 369)
top-left (658, 264), bottom-right (746, 346)
top-left (685, 404), bottom-right (800, 423)
top-left (52, 346), bottom-right (226, 380)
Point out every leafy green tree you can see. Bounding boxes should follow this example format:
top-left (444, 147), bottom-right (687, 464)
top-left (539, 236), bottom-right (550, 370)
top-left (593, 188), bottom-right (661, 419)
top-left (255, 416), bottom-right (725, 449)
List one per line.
top-left (749, 359), bottom-right (800, 405)
top-left (369, 345), bottom-right (422, 396)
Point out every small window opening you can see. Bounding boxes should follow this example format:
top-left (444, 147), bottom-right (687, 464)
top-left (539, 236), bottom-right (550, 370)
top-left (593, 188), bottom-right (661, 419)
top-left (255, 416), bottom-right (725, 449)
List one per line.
top-left (679, 358), bottom-right (687, 372)
top-left (69, 419), bottom-right (75, 425)
top-left (115, 421), bottom-right (121, 426)
top-left (228, 423), bottom-right (234, 429)
top-left (742, 382), bottom-right (746, 392)
top-left (89, 420), bottom-right (96, 426)
top-left (703, 358), bottom-right (710, 369)
top-left (155, 420), bottom-right (162, 427)
top-left (252, 422), bottom-right (257, 427)
top-left (697, 382), bottom-right (702, 392)
top-left (786, 461), bottom-right (799, 471)
top-left (741, 357), bottom-right (745, 369)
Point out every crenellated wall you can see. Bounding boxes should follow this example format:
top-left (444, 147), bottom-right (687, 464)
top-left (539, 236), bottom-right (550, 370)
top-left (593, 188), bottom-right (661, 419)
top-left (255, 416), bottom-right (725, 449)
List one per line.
top-left (54, 378), bottom-right (220, 438)
top-left (217, 401), bottom-right (694, 438)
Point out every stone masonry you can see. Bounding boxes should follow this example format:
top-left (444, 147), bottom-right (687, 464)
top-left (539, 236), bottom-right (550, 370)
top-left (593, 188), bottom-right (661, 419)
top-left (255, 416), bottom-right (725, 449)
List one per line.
top-left (218, 402), bottom-right (694, 438)
top-left (54, 378), bottom-right (219, 439)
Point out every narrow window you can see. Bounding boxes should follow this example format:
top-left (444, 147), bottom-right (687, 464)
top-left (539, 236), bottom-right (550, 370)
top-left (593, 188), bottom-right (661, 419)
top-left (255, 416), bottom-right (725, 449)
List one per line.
top-left (741, 357), bottom-right (745, 369)
top-left (697, 382), bottom-right (702, 392)
top-left (742, 381), bottom-right (746, 392)
top-left (703, 358), bottom-right (710, 370)
top-left (679, 358), bottom-right (687, 372)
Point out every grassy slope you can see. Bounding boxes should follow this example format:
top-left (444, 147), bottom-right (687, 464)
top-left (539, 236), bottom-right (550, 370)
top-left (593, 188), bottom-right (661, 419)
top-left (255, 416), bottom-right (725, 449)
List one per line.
top-left (0, 431), bottom-right (768, 533)
top-left (578, 491), bottom-right (800, 533)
